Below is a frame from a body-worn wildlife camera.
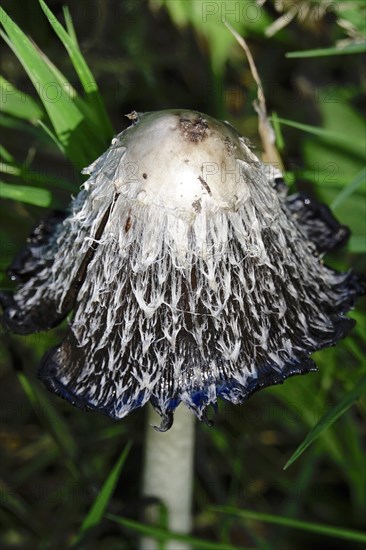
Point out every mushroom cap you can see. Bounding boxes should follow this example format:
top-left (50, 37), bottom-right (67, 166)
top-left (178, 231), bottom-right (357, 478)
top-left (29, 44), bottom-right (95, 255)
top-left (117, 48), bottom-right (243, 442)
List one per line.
top-left (114, 110), bottom-right (254, 215)
top-left (1, 109), bottom-right (364, 431)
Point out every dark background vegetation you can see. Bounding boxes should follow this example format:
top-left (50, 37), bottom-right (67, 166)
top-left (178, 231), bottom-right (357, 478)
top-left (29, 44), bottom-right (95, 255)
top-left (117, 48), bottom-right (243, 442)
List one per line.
top-left (0, 1), bottom-right (365, 549)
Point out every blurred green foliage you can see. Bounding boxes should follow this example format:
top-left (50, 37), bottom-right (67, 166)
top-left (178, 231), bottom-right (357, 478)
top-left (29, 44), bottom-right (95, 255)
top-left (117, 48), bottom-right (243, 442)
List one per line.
top-left (0, 1), bottom-right (365, 549)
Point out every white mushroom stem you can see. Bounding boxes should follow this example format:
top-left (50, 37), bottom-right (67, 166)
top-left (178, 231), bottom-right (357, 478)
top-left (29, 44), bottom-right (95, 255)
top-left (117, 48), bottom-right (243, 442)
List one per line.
top-left (141, 405), bottom-right (195, 550)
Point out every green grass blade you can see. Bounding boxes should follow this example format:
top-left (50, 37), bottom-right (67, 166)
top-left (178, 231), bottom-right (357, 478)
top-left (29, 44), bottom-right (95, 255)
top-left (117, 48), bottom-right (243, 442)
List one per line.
top-left (37, 119), bottom-right (65, 155)
top-left (39, 0), bottom-right (113, 141)
top-left (14, 448), bottom-right (58, 485)
top-left (0, 8), bottom-right (99, 169)
top-left (0, 145), bottom-right (15, 163)
top-left (272, 117), bottom-right (347, 141)
top-left (16, 370), bottom-right (78, 463)
top-left (284, 376), bottom-right (366, 470)
top-left (1, 180), bottom-right (52, 207)
top-left (212, 507), bottom-right (366, 543)
top-left (0, 482), bottom-right (29, 519)
top-left (271, 111), bottom-right (285, 152)
top-left (286, 43), bottom-right (366, 58)
top-left (296, 170), bottom-right (349, 189)
top-left (75, 442), bottom-right (132, 541)
top-left (272, 116), bottom-right (364, 157)
top-left (331, 168), bottom-right (366, 211)
top-left (1, 162), bottom-right (77, 192)
top-left (0, 112), bottom-right (52, 143)
top-left (33, 34), bottom-right (107, 149)
top-left (0, 14), bottom-right (82, 142)
top-left (0, 75), bottom-right (44, 121)
top-left (348, 235), bottom-right (366, 253)
top-left (106, 514), bottom-right (253, 550)
top-left (0, 481), bottom-right (43, 536)
top-left (12, 363), bottom-right (83, 482)
top-left (62, 5), bottom-right (77, 44)
top-left (35, 49), bottom-right (107, 157)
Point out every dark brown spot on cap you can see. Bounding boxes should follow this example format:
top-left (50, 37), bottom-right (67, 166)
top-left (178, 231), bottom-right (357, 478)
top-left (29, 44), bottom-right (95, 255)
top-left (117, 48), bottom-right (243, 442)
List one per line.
top-left (124, 216), bottom-right (132, 233)
top-left (198, 176), bottom-right (211, 195)
top-left (192, 199), bottom-right (202, 213)
top-left (142, 173), bottom-right (147, 179)
top-left (179, 115), bottom-right (209, 143)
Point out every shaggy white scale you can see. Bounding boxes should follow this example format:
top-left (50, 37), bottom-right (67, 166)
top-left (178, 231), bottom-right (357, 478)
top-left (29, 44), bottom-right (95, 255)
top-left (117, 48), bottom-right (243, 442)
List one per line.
top-left (1, 110), bottom-right (363, 430)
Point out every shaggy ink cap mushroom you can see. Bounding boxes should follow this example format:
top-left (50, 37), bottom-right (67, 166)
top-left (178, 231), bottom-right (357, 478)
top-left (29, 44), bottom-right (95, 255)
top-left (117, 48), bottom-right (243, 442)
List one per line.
top-left (1, 110), bottom-right (364, 431)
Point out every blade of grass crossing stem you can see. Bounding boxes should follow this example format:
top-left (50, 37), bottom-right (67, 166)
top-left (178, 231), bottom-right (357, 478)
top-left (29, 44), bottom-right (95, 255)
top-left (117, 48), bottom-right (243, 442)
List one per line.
top-left (16, 370), bottom-right (78, 464)
top-left (0, 7), bottom-right (96, 168)
top-left (284, 376), bottom-right (366, 470)
top-left (75, 442), bottom-right (132, 541)
top-left (331, 168), bottom-right (366, 211)
top-left (0, 76), bottom-right (44, 122)
top-left (286, 43), bottom-right (366, 58)
top-left (106, 514), bottom-right (253, 550)
top-left (39, 0), bottom-right (113, 142)
top-left (0, 181), bottom-right (52, 207)
top-left (212, 508), bottom-right (366, 544)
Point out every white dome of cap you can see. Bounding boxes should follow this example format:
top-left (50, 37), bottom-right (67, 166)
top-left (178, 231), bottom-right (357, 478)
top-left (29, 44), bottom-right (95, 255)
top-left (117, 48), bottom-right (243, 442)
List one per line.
top-left (113, 110), bottom-right (257, 215)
